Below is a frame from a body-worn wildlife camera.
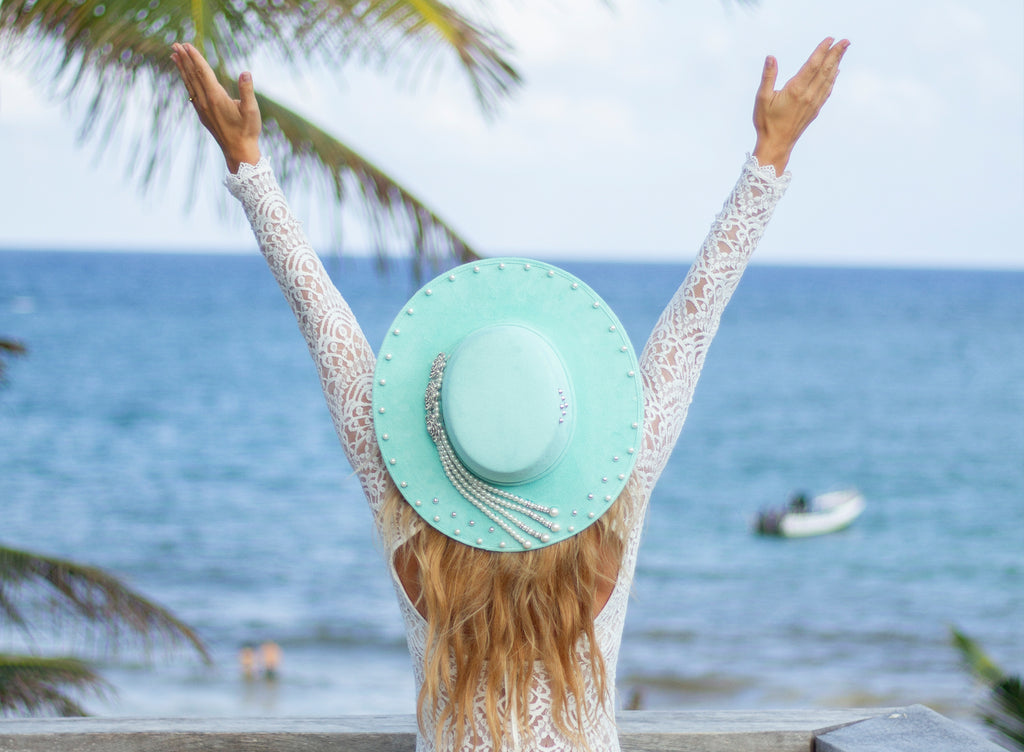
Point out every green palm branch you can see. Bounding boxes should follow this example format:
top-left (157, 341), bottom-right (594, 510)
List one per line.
top-left (0, 0), bottom-right (520, 270)
top-left (952, 627), bottom-right (1024, 751)
top-left (0, 655), bottom-right (105, 717)
top-left (256, 90), bottom-right (477, 279)
top-left (0, 545), bottom-right (211, 665)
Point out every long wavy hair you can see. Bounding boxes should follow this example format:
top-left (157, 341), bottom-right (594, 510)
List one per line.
top-left (380, 485), bottom-right (628, 750)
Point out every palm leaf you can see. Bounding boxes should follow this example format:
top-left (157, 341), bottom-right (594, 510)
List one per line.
top-left (987, 676), bottom-right (1024, 751)
top-left (0, 0), bottom-right (519, 267)
top-left (0, 0), bottom-right (518, 104)
top-left (0, 654), bottom-right (105, 717)
top-left (255, 89), bottom-right (479, 280)
top-left (0, 545), bottom-right (211, 665)
top-left (952, 627), bottom-right (1024, 751)
top-left (952, 627), bottom-right (1006, 685)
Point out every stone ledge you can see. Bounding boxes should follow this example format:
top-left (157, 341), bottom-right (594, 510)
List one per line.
top-left (815, 704), bottom-right (1003, 752)
top-left (0, 706), bottom-right (998, 752)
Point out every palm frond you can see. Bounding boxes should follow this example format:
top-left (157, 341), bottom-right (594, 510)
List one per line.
top-left (0, 654), bottom-right (105, 717)
top-left (952, 627), bottom-right (1006, 685)
top-left (952, 627), bottom-right (1024, 751)
top-left (353, 0), bottom-right (520, 112)
top-left (0, 0), bottom-right (519, 103)
top-left (986, 675), bottom-right (1024, 751)
top-left (254, 88), bottom-right (479, 280)
top-left (0, 545), bottom-right (211, 665)
top-left (1, 0), bottom-right (507, 268)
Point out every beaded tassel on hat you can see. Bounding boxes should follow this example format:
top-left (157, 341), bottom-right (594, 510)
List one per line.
top-left (424, 353), bottom-right (562, 550)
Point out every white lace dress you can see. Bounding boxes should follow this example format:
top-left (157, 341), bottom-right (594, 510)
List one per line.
top-left (225, 155), bottom-right (790, 751)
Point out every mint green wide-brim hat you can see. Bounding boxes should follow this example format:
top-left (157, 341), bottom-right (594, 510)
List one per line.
top-left (372, 258), bottom-right (644, 553)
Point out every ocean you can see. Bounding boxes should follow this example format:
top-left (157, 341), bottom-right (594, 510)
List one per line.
top-left (1, 250), bottom-right (1021, 724)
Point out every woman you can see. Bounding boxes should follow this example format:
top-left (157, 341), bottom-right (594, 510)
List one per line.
top-left (173, 36), bottom-right (847, 752)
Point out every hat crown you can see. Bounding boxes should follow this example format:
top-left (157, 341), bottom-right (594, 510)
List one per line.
top-left (441, 324), bottom-right (573, 485)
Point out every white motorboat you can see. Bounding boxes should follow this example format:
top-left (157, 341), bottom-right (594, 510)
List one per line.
top-left (754, 489), bottom-right (865, 538)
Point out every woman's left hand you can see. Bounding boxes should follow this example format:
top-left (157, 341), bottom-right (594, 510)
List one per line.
top-left (171, 42), bottom-right (262, 173)
top-left (752, 37), bottom-right (849, 174)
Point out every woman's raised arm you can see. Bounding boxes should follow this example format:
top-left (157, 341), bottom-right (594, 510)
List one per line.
top-left (633, 38), bottom-right (849, 499)
top-left (171, 43), bottom-right (393, 515)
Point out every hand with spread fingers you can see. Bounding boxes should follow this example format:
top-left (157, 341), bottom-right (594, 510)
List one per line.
top-left (171, 42), bottom-right (262, 173)
top-left (752, 37), bottom-right (850, 174)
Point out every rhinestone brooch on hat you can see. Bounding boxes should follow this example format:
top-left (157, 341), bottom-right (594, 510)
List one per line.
top-left (424, 352), bottom-right (562, 550)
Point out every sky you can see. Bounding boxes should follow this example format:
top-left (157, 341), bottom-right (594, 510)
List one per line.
top-left (1, 0), bottom-right (1022, 269)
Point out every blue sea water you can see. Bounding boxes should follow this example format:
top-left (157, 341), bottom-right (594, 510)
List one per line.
top-left (1, 250), bottom-right (1021, 723)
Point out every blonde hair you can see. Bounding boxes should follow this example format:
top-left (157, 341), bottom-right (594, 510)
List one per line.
top-left (381, 486), bottom-right (627, 750)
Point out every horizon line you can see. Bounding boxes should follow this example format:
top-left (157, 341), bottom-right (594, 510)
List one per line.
top-left (1, 246), bottom-right (1022, 274)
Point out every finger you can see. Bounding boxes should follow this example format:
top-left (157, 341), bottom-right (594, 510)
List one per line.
top-left (809, 36), bottom-right (836, 67)
top-left (807, 39), bottom-right (849, 102)
top-left (176, 43), bottom-right (220, 109)
top-left (790, 36), bottom-right (835, 86)
top-left (171, 44), bottom-right (194, 97)
top-left (172, 43), bottom-right (205, 105)
top-left (180, 44), bottom-right (208, 102)
top-left (237, 71), bottom-right (258, 116)
top-left (816, 39), bottom-right (848, 83)
top-left (757, 55), bottom-right (778, 98)
top-left (823, 38), bottom-right (850, 78)
top-left (184, 43), bottom-right (218, 89)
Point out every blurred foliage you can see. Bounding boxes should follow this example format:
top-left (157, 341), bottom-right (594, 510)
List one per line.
top-left (0, 541), bottom-right (212, 716)
top-left (0, 347), bottom-right (210, 716)
top-left (0, 0), bottom-right (522, 276)
top-left (952, 627), bottom-right (1024, 750)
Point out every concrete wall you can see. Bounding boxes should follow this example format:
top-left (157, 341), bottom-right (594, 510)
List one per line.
top-left (0, 705), bottom-right (1004, 751)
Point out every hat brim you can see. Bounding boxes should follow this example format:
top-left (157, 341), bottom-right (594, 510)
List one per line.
top-left (372, 258), bottom-right (643, 552)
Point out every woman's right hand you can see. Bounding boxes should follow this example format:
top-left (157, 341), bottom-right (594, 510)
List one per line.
top-left (171, 43), bottom-right (262, 173)
top-left (752, 37), bottom-right (850, 174)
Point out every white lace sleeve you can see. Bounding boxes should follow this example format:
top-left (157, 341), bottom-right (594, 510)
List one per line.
top-left (631, 155), bottom-right (791, 515)
top-left (224, 158), bottom-right (393, 518)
